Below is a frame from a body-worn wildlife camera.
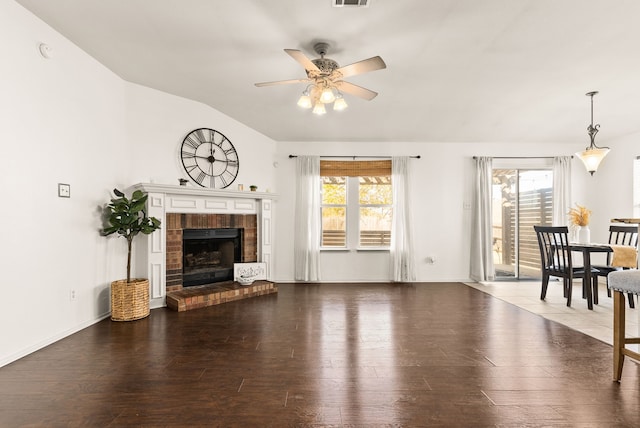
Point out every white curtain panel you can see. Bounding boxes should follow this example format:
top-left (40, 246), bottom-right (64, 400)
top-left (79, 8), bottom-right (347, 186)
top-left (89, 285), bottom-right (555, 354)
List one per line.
top-left (552, 156), bottom-right (572, 226)
top-left (294, 156), bottom-right (321, 281)
top-left (470, 157), bottom-right (495, 282)
top-left (390, 156), bottom-right (416, 282)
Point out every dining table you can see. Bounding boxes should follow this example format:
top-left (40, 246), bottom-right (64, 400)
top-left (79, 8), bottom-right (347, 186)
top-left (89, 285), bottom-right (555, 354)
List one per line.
top-left (567, 242), bottom-right (612, 310)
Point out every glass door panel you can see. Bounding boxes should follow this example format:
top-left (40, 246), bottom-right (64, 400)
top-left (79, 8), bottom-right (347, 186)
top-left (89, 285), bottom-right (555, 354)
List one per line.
top-left (492, 169), bottom-right (553, 279)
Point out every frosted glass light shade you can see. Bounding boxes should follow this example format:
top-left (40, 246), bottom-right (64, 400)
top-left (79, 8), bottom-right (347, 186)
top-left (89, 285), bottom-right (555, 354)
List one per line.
top-left (312, 102), bottom-right (326, 115)
top-left (320, 88), bottom-right (336, 104)
top-left (297, 94), bottom-right (312, 109)
top-left (576, 147), bottom-right (610, 175)
top-left (333, 96), bottom-right (348, 111)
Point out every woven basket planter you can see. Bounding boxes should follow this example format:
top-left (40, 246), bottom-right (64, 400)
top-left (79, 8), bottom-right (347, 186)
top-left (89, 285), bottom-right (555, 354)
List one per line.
top-left (110, 278), bottom-right (150, 321)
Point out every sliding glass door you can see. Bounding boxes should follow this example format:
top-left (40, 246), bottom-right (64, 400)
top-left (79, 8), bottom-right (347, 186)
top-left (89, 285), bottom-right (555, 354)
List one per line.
top-left (492, 169), bottom-right (553, 279)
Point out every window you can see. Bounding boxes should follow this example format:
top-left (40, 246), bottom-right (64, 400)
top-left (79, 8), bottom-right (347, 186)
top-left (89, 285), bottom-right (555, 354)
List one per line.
top-left (320, 160), bottom-right (392, 249)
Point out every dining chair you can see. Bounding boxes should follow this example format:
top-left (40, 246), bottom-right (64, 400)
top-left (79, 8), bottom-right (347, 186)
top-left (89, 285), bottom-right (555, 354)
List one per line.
top-left (607, 269), bottom-right (640, 381)
top-left (591, 225), bottom-right (638, 308)
top-left (534, 225), bottom-right (597, 307)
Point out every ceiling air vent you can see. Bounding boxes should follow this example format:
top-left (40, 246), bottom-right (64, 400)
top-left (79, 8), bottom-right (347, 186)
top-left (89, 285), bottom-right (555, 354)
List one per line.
top-left (333, 0), bottom-right (369, 7)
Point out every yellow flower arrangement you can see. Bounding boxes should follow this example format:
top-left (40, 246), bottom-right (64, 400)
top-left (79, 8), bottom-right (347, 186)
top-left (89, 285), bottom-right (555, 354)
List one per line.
top-left (568, 204), bottom-right (591, 226)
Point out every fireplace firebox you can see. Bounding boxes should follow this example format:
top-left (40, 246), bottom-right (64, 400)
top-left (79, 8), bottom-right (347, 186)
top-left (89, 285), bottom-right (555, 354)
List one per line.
top-left (182, 228), bottom-right (241, 287)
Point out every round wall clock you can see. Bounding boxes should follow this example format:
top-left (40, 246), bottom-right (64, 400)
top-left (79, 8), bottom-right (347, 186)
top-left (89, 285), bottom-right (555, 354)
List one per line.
top-left (180, 128), bottom-right (239, 189)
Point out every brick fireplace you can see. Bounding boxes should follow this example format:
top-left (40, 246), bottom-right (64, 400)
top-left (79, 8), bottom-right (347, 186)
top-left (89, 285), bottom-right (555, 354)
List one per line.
top-left (165, 213), bottom-right (257, 293)
top-left (128, 183), bottom-right (275, 310)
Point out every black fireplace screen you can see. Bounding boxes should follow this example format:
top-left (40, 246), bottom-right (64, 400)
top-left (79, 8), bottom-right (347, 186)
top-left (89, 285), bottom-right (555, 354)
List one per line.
top-left (182, 228), bottom-right (241, 287)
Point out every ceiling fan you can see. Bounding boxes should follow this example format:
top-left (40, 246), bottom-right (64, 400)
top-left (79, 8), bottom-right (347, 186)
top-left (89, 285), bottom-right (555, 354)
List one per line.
top-left (255, 42), bottom-right (386, 114)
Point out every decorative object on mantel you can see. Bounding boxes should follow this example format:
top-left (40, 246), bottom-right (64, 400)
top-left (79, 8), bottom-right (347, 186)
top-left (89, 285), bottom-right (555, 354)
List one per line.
top-left (180, 128), bottom-right (239, 189)
top-left (179, 178), bottom-right (188, 186)
top-left (568, 203), bottom-right (592, 243)
top-left (576, 91), bottom-right (610, 176)
top-left (102, 188), bottom-right (161, 321)
top-left (250, 185), bottom-right (258, 192)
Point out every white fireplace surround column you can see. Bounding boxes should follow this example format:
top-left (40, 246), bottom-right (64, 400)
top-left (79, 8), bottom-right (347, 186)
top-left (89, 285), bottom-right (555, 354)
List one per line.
top-left (128, 183), bottom-right (276, 309)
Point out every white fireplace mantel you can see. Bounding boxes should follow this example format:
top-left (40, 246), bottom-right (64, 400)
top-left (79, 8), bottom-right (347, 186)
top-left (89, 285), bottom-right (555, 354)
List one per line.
top-left (128, 183), bottom-right (277, 309)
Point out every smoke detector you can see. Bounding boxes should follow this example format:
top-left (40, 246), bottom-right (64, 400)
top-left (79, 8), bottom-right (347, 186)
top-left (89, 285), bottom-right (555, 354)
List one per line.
top-left (333, 0), bottom-right (369, 7)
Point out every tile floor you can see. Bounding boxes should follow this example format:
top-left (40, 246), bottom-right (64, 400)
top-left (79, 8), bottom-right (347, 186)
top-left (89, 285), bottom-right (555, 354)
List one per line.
top-left (466, 279), bottom-right (640, 346)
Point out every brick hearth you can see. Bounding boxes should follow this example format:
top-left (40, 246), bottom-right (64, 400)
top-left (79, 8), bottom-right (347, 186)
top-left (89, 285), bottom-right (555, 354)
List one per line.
top-left (166, 280), bottom-right (277, 312)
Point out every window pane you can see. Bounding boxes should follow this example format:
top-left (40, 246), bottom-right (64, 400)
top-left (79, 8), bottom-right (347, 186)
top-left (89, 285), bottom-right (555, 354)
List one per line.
top-left (322, 176), bottom-right (346, 204)
top-left (359, 207), bottom-right (392, 247)
top-left (359, 176), bottom-right (392, 204)
top-left (322, 207), bottom-right (346, 247)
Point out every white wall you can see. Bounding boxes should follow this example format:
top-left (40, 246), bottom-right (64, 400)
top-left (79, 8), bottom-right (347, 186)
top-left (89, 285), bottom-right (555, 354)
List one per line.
top-left (578, 132), bottom-right (640, 244)
top-left (273, 140), bottom-right (620, 283)
top-left (124, 83), bottom-right (277, 191)
top-left (0, 0), bottom-right (128, 367)
top-left (0, 1), bottom-right (276, 367)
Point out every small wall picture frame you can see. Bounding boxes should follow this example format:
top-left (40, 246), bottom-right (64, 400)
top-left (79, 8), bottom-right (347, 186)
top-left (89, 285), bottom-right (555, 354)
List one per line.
top-left (233, 262), bottom-right (267, 281)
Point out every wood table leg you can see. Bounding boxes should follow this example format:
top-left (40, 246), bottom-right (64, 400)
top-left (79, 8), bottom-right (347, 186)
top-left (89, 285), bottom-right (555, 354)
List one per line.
top-left (583, 249), bottom-right (593, 310)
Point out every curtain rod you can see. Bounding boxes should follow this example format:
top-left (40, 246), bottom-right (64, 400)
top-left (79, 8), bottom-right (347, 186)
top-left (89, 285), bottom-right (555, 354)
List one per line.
top-left (288, 155), bottom-right (421, 159)
top-left (472, 156), bottom-right (573, 159)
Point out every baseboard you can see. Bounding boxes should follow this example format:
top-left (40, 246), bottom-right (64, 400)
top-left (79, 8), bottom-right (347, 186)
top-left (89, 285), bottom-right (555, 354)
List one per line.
top-left (0, 312), bottom-right (111, 368)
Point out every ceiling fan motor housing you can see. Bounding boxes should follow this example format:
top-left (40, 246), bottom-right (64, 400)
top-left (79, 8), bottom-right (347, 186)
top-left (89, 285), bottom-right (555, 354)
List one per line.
top-left (310, 42), bottom-right (339, 76)
top-left (311, 58), bottom-right (339, 75)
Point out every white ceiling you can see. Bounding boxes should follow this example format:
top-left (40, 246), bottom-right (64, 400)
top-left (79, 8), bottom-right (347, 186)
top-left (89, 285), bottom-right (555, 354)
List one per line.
top-left (16, 0), bottom-right (640, 144)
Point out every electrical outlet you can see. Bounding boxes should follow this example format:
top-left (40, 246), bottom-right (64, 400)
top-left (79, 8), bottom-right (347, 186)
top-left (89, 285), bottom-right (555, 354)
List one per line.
top-left (69, 289), bottom-right (76, 301)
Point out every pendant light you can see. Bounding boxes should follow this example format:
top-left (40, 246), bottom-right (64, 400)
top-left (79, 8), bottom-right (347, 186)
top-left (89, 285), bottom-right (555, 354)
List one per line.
top-left (576, 91), bottom-right (610, 175)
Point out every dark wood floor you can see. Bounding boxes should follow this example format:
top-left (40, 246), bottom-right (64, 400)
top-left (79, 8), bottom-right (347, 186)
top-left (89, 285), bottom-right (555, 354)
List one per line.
top-left (1, 282), bottom-right (639, 427)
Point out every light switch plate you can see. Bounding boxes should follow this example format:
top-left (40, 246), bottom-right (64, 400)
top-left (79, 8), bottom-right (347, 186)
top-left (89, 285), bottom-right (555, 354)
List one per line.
top-left (58, 183), bottom-right (70, 198)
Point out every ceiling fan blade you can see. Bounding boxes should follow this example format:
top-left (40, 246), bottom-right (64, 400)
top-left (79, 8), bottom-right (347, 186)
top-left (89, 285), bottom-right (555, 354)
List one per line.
top-left (255, 78), bottom-right (310, 87)
top-left (335, 81), bottom-right (378, 101)
top-left (336, 56), bottom-right (386, 79)
top-left (284, 49), bottom-right (320, 72)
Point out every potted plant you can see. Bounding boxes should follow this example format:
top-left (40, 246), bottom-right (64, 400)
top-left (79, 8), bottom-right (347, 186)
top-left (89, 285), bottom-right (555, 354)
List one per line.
top-left (102, 188), bottom-right (161, 321)
top-left (249, 185), bottom-right (258, 192)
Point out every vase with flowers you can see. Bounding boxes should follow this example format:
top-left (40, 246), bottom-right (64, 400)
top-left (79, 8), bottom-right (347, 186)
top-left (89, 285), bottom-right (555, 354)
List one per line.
top-left (568, 203), bottom-right (592, 243)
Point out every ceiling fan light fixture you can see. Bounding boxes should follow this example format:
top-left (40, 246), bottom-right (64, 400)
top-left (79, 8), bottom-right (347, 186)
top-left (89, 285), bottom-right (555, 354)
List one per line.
top-left (255, 43), bottom-right (386, 116)
top-left (320, 86), bottom-right (336, 104)
top-left (333, 93), bottom-right (348, 111)
top-left (575, 91), bottom-right (610, 176)
top-left (297, 90), bottom-right (312, 109)
top-left (312, 102), bottom-right (327, 115)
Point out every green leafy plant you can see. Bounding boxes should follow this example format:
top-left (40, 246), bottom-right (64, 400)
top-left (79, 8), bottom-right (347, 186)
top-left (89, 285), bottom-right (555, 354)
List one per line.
top-left (102, 188), bottom-right (161, 283)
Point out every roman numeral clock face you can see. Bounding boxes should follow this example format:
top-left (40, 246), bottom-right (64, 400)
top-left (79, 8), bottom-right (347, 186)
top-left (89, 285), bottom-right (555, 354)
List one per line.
top-left (180, 128), bottom-right (239, 189)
